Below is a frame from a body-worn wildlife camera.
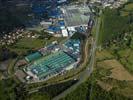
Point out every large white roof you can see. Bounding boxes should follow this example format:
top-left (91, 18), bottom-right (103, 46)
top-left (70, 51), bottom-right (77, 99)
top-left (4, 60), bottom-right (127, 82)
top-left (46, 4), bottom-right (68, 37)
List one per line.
top-left (62, 29), bottom-right (68, 37)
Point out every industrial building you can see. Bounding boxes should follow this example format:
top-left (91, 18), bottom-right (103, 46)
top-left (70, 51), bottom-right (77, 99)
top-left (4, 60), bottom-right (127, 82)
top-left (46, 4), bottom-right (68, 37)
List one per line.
top-left (23, 39), bottom-right (81, 82)
top-left (62, 5), bottom-right (91, 27)
top-left (25, 0), bottom-right (92, 37)
top-left (26, 51), bottom-right (77, 80)
top-left (25, 52), bottom-right (42, 62)
top-left (64, 39), bottom-right (81, 59)
top-left (43, 4), bottom-right (92, 37)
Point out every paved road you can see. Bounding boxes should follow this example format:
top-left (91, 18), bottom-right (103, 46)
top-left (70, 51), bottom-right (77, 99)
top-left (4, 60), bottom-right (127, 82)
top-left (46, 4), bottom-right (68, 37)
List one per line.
top-left (52, 11), bottom-right (102, 100)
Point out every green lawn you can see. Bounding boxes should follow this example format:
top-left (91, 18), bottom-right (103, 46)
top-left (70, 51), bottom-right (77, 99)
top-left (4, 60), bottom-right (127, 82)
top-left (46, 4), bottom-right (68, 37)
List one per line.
top-left (8, 59), bottom-right (17, 76)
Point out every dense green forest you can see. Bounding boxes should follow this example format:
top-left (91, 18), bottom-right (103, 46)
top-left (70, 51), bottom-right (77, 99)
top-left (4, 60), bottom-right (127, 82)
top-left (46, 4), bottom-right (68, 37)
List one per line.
top-left (0, 79), bottom-right (16, 100)
top-left (0, 7), bottom-right (24, 36)
top-left (0, 79), bottom-right (78, 100)
top-left (99, 4), bottom-right (133, 44)
top-left (61, 83), bottom-right (131, 100)
top-left (27, 80), bottom-right (78, 100)
top-left (0, 47), bottom-right (18, 61)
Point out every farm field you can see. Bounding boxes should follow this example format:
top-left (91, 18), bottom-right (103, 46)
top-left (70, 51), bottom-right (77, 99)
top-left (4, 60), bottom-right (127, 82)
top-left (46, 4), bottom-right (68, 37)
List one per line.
top-left (97, 59), bottom-right (133, 81)
top-left (117, 49), bottom-right (133, 74)
top-left (96, 50), bottom-right (114, 61)
top-left (95, 49), bottom-right (133, 97)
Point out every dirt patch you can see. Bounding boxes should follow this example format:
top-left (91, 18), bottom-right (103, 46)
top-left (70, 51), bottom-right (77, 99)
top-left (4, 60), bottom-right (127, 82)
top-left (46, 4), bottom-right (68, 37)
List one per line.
top-left (97, 80), bottom-right (113, 91)
top-left (96, 50), bottom-right (114, 61)
top-left (98, 59), bottom-right (133, 81)
top-left (0, 60), bottom-right (9, 71)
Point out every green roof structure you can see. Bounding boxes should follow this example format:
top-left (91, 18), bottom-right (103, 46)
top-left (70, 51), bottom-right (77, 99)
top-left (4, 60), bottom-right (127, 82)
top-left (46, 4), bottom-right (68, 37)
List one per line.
top-left (27, 51), bottom-right (76, 79)
top-left (25, 52), bottom-right (42, 62)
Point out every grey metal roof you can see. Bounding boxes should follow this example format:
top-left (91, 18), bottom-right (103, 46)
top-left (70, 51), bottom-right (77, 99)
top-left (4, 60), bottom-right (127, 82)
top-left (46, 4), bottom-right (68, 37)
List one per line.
top-left (62, 5), bottom-right (91, 27)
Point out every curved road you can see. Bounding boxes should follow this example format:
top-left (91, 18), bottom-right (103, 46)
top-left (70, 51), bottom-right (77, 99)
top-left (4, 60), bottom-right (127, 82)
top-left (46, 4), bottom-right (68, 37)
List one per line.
top-left (53, 10), bottom-right (102, 100)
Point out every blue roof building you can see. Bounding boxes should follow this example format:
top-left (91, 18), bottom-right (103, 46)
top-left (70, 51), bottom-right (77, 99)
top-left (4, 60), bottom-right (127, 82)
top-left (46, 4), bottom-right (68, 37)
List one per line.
top-left (48, 26), bottom-right (61, 33)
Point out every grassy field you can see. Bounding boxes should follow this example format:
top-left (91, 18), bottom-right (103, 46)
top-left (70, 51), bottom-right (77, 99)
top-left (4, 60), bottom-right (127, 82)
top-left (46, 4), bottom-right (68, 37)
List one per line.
top-left (96, 50), bottom-right (114, 61)
top-left (98, 2), bottom-right (133, 73)
top-left (95, 49), bottom-right (133, 97)
top-left (115, 81), bottom-right (133, 97)
top-left (117, 49), bottom-right (133, 73)
top-left (123, 3), bottom-right (133, 11)
top-left (120, 11), bottom-right (130, 16)
top-left (98, 59), bottom-right (133, 81)
top-left (8, 38), bottom-right (44, 55)
top-left (120, 2), bottom-right (133, 16)
top-left (61, 68), bottom-right (132, 100)
top-left (8, 37), bottom-right (66, 55)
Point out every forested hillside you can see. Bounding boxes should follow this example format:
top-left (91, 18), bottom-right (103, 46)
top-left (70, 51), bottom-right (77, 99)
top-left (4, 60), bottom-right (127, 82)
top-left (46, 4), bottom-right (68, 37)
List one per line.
top-left (99, 2), bottom-right (133, 44)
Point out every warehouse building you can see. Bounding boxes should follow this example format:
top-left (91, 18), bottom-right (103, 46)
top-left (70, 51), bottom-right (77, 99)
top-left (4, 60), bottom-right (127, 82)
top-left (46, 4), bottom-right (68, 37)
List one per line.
top-left (44, 4), bottom-right (92, 37)
top-left (26, 51), bottom-right (77, 80)
top-left (25, 52), bottom-right (42, 62)
top-left (62, 5), bottom-right (91, 27)
top-left (64, 39), bottom-right (81, 59)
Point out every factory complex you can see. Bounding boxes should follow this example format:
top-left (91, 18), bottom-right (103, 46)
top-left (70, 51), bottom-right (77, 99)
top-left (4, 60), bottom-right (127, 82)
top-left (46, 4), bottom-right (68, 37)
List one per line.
top-left (40, 5), bottom-right (92, 37)
top-left (14, 0), bottom-right (94, 83)
top-left (18, 0), bottom-right (93, 37)
top-left (23, 39), bottom-right (81, 82)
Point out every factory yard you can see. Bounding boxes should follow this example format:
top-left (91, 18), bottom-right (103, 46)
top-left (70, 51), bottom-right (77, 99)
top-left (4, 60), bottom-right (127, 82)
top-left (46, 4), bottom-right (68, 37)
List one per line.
top-left (15, 39), bottom-right (81, 83)
top-left (1, 0), bottom-right (133, 100)
top-left (11, 0), bottom-right (93, 83)
top-left (45, 4), bottom-right (92, 37)
top-left (0, 0), bottom-right (96, 99)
